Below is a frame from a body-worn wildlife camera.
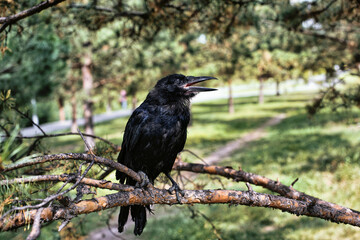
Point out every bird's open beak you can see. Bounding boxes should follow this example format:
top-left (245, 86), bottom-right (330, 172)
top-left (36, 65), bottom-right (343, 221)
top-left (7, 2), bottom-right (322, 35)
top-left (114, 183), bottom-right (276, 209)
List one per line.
top-left (184, 76), bottom-right (217, 92)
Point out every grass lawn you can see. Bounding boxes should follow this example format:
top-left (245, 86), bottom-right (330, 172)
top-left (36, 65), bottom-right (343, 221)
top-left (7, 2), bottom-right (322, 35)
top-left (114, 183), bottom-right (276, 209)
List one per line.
top-left (2, 92), bottom-right (360, 240)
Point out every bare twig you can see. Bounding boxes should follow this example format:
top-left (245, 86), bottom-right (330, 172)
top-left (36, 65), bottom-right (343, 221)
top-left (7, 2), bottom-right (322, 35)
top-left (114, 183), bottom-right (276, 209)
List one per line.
top-left (0, 132), bottom-right (120, 151)
top-left (67, 3), bottom-right (148, 18)
top-left (245, 182), bottom-right (253, 192)
top-left (0, 0), bottom-right (66, 33)
top-left (12, 107), bottom-right (47, 136)
top-left (58, 219), bottom-right (70, 232)
top-left (187, 207), bottom-right (223, 240)
top-left (26, 207), bottom-right (44, 240)
top-left (77, 128), bottom-right (94, 154)
top-left (106, 209), bottom-right (125, 239)
top-left (290, 178), bottom-right (299, 187)
top-left (299, 0), bottom-right (338, 19)
top-left (0, 175), bottom-right (134, 192)
top-left (182, 149), bottom-right (209, 165)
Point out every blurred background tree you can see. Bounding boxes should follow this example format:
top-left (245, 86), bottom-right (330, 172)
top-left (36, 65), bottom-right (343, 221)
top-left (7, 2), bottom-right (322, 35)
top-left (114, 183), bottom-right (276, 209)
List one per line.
top-left (1, 0), bottom-right (360, 239)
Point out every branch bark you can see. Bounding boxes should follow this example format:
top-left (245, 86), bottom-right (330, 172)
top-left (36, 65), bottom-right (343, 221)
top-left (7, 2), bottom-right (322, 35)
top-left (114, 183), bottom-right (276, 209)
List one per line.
top-left (1, 187), bottom-right (360, 232)
top-left (1, 153), bottom-right (142, 184)
top-left (0, 175), bottom-right (134, 192)
top-left (174, 161), bottom-right (360, 215)
top-left (26, 208), bottom-right (44, 240)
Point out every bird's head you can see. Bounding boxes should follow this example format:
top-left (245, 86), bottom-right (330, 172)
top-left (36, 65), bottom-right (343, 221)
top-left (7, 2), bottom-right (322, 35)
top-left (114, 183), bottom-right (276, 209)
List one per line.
top-left (151, 74), bottom-right (217, 101)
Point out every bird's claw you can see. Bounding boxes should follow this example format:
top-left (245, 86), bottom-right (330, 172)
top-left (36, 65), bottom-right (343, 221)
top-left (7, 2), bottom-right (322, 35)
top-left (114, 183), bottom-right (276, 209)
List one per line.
top-left (136, 171), bottom-right (151, 188)
top-left (168, 182), bottom-right (184, 204)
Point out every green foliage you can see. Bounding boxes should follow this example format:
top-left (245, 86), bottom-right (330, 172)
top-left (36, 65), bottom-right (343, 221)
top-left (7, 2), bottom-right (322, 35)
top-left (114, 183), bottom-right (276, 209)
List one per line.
top-left (0, 18), bottom-right (69, 108)
top-left (307, 74), bottom-right (360, 116)
top-left (0, 90), bottom-right (15, 109)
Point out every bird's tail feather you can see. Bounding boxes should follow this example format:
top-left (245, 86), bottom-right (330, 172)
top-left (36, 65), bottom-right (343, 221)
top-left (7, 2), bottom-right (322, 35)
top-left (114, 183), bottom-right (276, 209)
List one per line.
top-left (117, 177), bottom-right (149, 235)
top-left (131, 205), bottom-right (147, 236)
top-left (118, 206), bottom-right (130, 233)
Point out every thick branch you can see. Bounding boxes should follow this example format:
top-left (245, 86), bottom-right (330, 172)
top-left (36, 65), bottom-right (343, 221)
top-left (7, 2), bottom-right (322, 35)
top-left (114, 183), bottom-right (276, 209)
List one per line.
top-left (173, 161), bottom-right (360, 214)
top-left (1, 188), bottom-right (359, 232)
top-left (0, 0), bottom-right (66, 33)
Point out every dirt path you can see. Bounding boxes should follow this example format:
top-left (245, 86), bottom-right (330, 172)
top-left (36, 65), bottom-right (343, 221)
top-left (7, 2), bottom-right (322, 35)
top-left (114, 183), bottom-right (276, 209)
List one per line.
top-left (86, 113), bottom-right (287, 239)
top-left (203, 113), bottom-right (286, 165)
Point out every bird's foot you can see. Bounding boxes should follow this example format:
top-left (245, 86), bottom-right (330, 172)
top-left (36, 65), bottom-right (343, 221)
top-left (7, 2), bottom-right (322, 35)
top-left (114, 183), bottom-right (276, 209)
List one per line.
top-left (136, 171), bottom-right (151, 188)
top-left (135, 171), bottom-right (155, 198)
top-left (168, 182), bottom-right (184, 204)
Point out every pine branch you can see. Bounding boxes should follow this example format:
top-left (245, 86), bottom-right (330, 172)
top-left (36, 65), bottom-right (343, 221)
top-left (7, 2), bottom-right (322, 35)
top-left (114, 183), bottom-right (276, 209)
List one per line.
top-left (0, 0), bottom-right (66, 33)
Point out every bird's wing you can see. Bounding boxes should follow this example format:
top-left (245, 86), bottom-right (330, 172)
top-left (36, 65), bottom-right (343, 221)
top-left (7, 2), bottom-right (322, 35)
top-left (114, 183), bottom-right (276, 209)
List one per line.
top-left (117, 107), bottom-right (156, 180)
top-left (117, 105), bottom-right (188, 181)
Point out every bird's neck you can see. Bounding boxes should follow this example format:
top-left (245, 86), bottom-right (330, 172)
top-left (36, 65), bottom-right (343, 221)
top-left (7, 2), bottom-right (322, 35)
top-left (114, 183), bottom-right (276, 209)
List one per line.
top-left (146, 91), bottom-right (192, 109)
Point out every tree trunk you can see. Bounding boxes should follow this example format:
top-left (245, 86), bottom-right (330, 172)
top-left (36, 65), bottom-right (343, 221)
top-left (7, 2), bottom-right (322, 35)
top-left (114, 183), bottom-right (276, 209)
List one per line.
top-left (71, 93), bottom-right (77, 133)
top-left (82, 54), bottom-right (95, 149)
top-left (57, 96), bottom-right (66, 122)
top-left (228, 79), bottom-right (234, 114)
top-left (132, 95), bottom-right (138, 110)
top-left (276, 80), bottom-right (280, 96)
top-left (258, 77), bottom-right (264, 104)
top-left (106, 93), bottom-right (112, 113)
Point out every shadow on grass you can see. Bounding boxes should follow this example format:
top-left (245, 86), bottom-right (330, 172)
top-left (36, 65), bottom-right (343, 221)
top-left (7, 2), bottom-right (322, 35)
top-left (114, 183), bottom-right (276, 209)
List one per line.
top-left (225, 217), bottom-right (329, 240)
top-left (142, 205), bottom-right (329, 240)
top-left (234, 132), bottom-right (355, 174)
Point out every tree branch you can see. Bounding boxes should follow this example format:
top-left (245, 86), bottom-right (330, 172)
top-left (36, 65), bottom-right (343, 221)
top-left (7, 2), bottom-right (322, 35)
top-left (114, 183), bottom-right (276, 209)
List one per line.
top-left (0, 158), bottom-right (95, 222)
top-left (1, 153), bottom-right (142, 184)
top-left (0, 0), bottom-right (66, 33)
top-left (26, 208), bottom-right (44, 240)
top-left (173, 161), bottom-right (360, 214)
top-left (8, 132), bottom-right (121, 151)
top-left (1, 187), bottom-right (359, 232)
top-left (300, 0), bottom-right (338, 19)
top-left (0, 175), bottom-right (134, 192)
top-left (2, 154), bottom-right (359, 233)
top-left (67, 3), bottom-right (148, 18)
top-left (12, 106), bottom-right (47, 136)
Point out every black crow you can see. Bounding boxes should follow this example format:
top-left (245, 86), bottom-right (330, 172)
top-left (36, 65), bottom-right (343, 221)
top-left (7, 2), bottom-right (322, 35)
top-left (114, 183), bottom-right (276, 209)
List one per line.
top-left (116, 74), bottom-right (217, 235)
